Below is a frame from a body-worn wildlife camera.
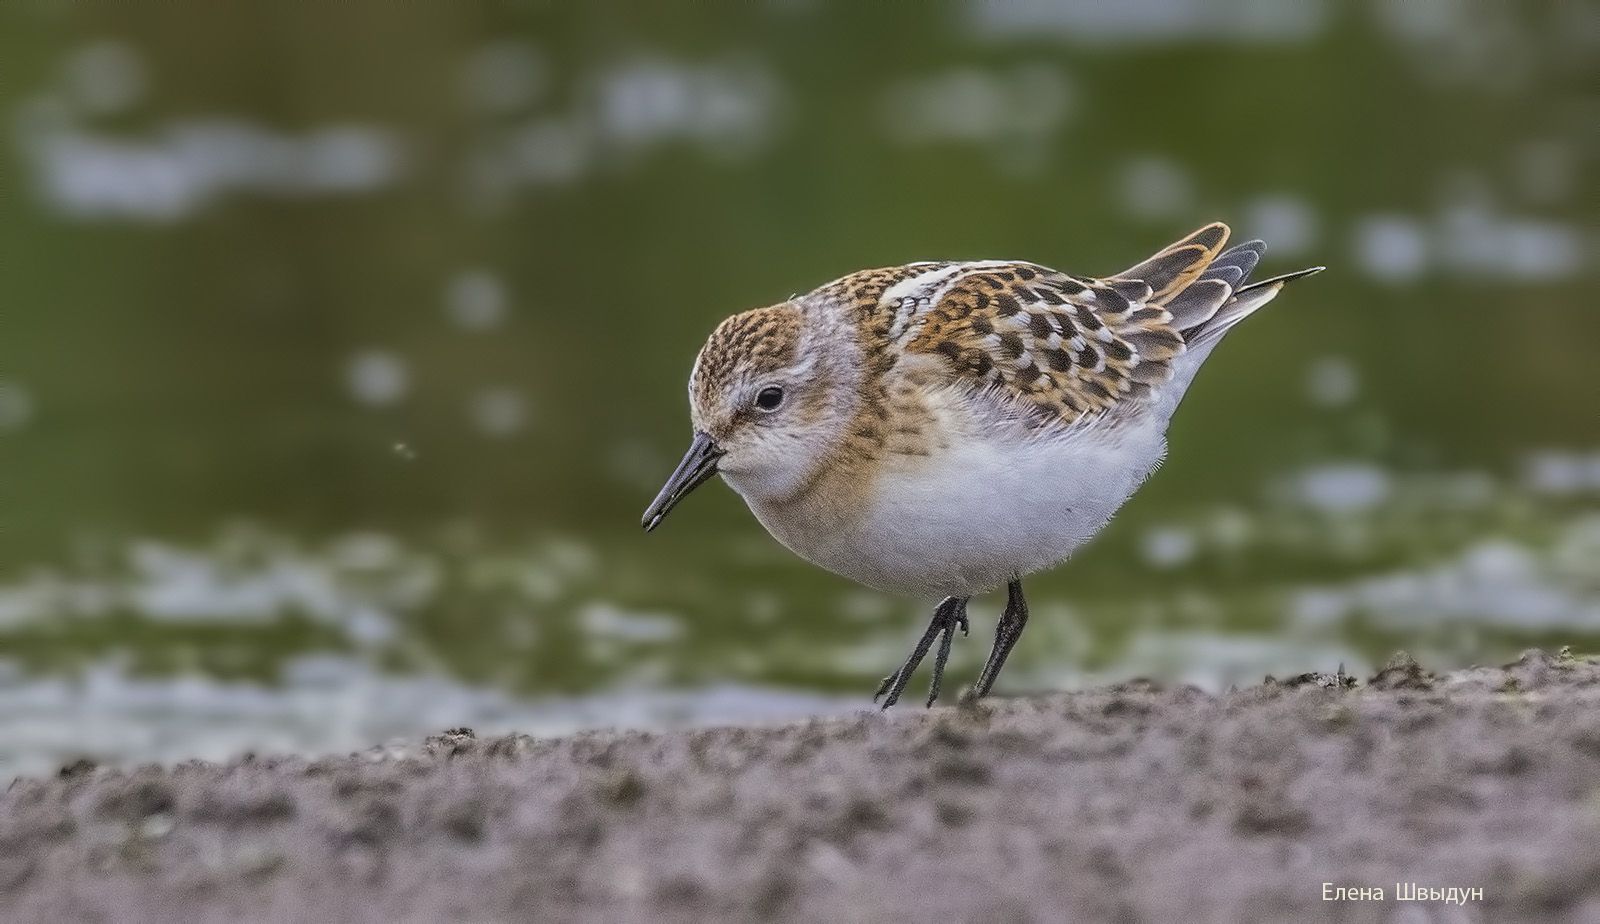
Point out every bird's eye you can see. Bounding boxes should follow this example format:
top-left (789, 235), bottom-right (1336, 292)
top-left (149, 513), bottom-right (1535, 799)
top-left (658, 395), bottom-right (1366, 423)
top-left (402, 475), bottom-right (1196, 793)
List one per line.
top-left (754, 386), bottom-right (785, 411)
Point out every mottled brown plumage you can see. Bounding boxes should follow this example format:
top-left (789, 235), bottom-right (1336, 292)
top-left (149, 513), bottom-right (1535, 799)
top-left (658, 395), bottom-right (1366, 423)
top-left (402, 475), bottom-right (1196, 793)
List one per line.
top-left (691, 305), bottom-right (803, 416)
top-left (864, 222), bottom-right (1233, 428)
top-left (645, 221), bottom-right (1323, 708)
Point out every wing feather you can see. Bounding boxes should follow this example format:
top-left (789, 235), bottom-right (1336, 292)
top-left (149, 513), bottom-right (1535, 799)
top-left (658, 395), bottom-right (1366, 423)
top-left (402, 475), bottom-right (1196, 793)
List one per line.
top-left (905, 263), bottom-right (1186, 424)
top-left (884, 224), bottom-right (1318, 429)
top-left (1112, 222), bottom-right (1230, 303)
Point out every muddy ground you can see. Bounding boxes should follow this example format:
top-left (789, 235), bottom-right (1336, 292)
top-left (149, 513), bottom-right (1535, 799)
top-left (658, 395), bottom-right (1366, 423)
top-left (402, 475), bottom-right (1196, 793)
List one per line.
top-left (6, 651), bottom-right (1600, 922)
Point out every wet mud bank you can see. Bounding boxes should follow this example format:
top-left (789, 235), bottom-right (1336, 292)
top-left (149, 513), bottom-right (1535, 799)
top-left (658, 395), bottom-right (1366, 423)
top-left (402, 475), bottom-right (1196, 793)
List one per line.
top-left (7, 650), bottom-right (1600, 922)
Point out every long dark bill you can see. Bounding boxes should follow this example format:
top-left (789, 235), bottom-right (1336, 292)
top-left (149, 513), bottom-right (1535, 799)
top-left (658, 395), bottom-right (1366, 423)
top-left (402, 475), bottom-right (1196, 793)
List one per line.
top-left (641, 431), bottom-right (724, 532)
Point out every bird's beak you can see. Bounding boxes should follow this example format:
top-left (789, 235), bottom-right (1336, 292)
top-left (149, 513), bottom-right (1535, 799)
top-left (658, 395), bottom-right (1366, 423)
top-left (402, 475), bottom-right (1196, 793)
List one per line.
top-left (641, 431), bottom-right (725, 532)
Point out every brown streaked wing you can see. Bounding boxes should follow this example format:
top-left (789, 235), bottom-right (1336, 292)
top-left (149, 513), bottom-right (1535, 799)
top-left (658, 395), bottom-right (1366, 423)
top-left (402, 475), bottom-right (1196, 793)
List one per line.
top-left (1111, 221), bottom-right (1231, 305)
top-left (905, 262), bottom-right (1188, 426)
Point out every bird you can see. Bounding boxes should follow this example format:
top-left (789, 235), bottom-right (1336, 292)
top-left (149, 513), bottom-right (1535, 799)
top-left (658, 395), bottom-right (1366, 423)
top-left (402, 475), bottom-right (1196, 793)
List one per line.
top-left (642, 222), bottom-right (1322, 708)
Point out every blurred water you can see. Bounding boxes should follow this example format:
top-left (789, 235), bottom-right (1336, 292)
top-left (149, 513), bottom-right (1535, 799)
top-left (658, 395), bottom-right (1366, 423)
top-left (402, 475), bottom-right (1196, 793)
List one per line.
top-left (1, 2), bottom-right (1596, 776)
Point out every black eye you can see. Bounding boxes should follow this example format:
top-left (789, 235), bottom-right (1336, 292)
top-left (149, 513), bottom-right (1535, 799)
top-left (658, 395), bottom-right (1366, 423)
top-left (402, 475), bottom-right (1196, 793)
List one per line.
top-left (755, 386), bottom-right (785, 411)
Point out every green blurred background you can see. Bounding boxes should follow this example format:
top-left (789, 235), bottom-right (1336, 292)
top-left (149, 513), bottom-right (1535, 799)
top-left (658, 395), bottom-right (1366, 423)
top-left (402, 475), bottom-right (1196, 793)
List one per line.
top-left (1, 1), bottom-right (1596, 776)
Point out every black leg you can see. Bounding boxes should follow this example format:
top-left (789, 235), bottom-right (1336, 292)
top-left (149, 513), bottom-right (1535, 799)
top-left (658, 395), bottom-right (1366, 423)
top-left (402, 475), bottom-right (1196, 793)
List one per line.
top-left (972, 579), bottom-right (1030, 699)
top-left (925, 604), bottom-right (965, 708)
top-left (874, 596), bottom-right (969, 709)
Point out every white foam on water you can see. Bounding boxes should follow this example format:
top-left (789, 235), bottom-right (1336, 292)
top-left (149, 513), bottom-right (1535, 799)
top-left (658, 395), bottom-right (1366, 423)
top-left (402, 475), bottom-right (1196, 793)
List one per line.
top-left (1290, 519), bottom-right (1600, 633)
top-left (1140, 526), bottom-right (1197, 570)
top-left (593, 55), bottom-right (779, 158)
top-left (881, 64), bottom-right (1075, 146)
top-left (346, 350), bottom-right (409, 407)
top-left (444, 269), bottom-right (510, 331)
top-left (19, 117), bottom-right (406, 221)
top-left (508, 116), bottom-right (591, 185)
top-left (1305, 356), bottom-right (1359, 408)
top-left (467, 387), bottom-right (529, 437)
top-left (1353, 214), bottom-right (1431, 283)
top-left (3, 455), bottom-right (1598, 779)
top-left (0, 381), bottom-right (35, 431)
top-left (1279, 463), bottom-right (1393, 514)
top-left (579, 602), bottom-right (684, 643)
top-left (1242, 194), bottom-right (1319, 257)
top-left (1117, 155), bottom-right (1194, 220)
top-left (63, 40), bottom-right (146, 115)
top-left (0, 656), bottom-right (856, 781)
top-left (967, 0), bottom-right (1327, 45)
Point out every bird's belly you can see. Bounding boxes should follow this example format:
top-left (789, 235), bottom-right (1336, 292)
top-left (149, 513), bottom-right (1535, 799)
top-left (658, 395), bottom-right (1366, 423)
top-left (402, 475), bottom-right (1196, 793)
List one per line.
top-left (749, 420), bottom-right (1167, 598)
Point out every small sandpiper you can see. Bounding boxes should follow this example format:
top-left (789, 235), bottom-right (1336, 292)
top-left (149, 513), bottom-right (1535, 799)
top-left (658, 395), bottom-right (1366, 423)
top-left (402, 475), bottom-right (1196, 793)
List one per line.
top-left (643, 223), bottom-right (1322, 707)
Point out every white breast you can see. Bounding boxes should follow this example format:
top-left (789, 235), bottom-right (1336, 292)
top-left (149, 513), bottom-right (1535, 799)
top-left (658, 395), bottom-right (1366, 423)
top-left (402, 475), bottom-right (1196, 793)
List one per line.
top-left (745, 395), bottom-right (1169, 599)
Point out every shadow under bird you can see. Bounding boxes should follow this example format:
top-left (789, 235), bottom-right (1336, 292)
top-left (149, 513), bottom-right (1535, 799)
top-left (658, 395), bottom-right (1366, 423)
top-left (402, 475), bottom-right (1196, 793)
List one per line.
top-left (643, 222), bottom-right (1322, 707)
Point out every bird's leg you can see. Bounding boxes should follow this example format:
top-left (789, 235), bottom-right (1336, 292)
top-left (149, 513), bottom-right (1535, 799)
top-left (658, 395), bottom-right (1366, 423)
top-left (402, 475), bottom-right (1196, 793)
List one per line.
top-left (971, 579), bottom-right (1030, 699)
top-left (874, 596), bottom-right (969, 709)
top-left (924, 600), bottom-right (970, 708)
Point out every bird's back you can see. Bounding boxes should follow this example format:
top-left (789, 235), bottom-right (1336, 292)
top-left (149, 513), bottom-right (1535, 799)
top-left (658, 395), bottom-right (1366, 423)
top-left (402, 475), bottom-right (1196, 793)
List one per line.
top-left (761, 223), bottom-right (1322, 595)
top-left (810, 222), bottom-right (1319, 436)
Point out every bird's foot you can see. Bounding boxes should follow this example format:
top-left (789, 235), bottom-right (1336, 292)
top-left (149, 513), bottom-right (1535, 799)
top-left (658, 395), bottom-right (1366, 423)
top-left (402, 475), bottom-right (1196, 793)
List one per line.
top-left (874, 597), bottom-right (969, 709)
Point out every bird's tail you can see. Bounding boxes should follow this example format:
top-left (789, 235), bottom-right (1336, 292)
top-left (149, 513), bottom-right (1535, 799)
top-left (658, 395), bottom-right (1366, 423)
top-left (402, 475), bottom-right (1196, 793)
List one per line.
top-left (1109, 223), bottom-right (1323, 349)
top-left (1183, 259), bottom-right (1325, 349)
top-left (1114, 223), bottom-right (1324, 420)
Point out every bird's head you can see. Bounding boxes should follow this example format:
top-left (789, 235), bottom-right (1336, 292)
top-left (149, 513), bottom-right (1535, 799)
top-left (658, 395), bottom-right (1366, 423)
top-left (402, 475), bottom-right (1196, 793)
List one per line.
top-left (642, 302), bottom-right (859, 531)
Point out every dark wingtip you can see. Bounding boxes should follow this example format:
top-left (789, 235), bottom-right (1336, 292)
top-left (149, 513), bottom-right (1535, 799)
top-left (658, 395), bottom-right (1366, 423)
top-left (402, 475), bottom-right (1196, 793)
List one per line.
top-left (1239, 265), bottom-right (1326, 293)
